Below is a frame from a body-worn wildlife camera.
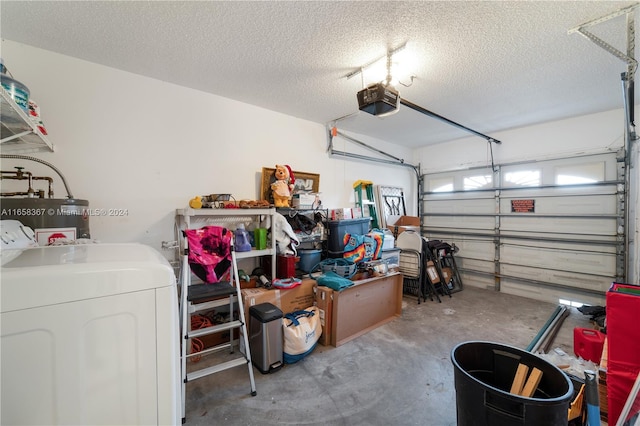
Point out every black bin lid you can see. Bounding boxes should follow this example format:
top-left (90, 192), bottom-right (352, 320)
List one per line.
top-left (249, 302), bottom-right (283, 322)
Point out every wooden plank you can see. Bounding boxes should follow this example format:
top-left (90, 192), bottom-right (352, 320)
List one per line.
top-left (520, 367), bottom-right (543, 397)
top-left (510, 363), bottom-right (530, 395)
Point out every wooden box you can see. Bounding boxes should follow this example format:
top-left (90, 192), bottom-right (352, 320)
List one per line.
top-left (330, 272), bottom-right (403, 347)
top-left (314, 285), bottom-right (333, 346)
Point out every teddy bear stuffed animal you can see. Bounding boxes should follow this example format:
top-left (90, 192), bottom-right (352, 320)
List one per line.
top-left (271, 164), bottom-right (295, 207)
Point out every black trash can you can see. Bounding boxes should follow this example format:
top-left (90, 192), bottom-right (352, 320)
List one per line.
top-left (451, 341), bottom-right (574, 426)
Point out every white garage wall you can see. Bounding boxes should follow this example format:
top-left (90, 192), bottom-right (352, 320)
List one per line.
top-left (0, 40), bottom-right (415, 256)
top-left (414, 108), bottom-right (628, 173)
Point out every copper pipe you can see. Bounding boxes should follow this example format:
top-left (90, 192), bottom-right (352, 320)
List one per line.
top-left (31, 176), bottom-right (54, 198)
top-left (0, 155), bottom-right (74, 199)
top-left (1, 168), bottom-right (35, 196)
top-left (1, 167), bottom-right (54, 198)
top-left (1, 191), bottom-right (32, 197)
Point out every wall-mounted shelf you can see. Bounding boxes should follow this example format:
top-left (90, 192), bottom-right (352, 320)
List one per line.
top-left (1, 87), bottom-right (54, 154)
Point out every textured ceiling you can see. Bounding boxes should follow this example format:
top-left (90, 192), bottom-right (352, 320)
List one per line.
top-left (1, 1), bottom-right (638, 148)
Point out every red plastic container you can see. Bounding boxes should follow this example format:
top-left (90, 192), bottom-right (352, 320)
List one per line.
top-left (276, 255), bottom-right (298, 279)
top-left (573, 327), bottom-right (605, 363)
top-left (606, 282), bottom-right (640, 425)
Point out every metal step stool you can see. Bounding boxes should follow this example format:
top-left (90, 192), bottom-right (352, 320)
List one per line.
top-left (179, 228), bottom-right (256, 422)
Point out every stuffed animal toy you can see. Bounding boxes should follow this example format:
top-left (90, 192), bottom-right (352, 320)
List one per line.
top-left (271, 164), bottom-right (295, 207)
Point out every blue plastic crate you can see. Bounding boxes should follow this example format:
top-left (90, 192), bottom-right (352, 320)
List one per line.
top-left (326, 217), bottom-right (371, 252)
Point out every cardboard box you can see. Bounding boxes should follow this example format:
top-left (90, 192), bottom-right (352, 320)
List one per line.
top-left (35, 227), bottom-right (77, 245)
top-left (241, 278), bottom-right (315, 321)
top-left (314, 286), bottom-right (333, 346)
top-left (329, 208), bottom-right (352, 220)
top-left (441, 267), bottom-right (453, 284)
top-left (198, 329), bottom-right (232, 350)
top-left (292, 193), bottom-right (317, 209)
top-left (239, 277), bottom-right (258, 289)
top-left (331, 272), bottom-right (403, 347)
top-left (387, 215), bottom-right (420, 237)
top-left (598, 367), bottom-right (608, 421)
top-left (426, 261), bottom-right (440, 283)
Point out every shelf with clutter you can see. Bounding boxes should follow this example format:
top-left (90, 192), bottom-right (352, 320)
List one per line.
top-left (1, 60), bottom-right (54, 153)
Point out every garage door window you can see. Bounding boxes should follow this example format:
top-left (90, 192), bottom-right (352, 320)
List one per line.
top-left (463, 175), bottom-right (492, 190)
top-left (504, 170), bottom-right (540, 187)
top-left (555, 162), bottom-right (604, 185)
top-left (430, 177), bottom-right (454, 192)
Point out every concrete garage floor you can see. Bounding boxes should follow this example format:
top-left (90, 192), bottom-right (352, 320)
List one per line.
top-left (183, 285), bottom-right (596, 426)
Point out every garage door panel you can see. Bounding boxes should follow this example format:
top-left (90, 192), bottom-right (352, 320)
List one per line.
top-left (460, 257), bottom-right (494, 272)
top-left (425, 216), bottom-right (494, 231)
top-left (426, 190), bottom-right (495, 200)
top-left (422, 235), bottom-right (494, 264)
top-left (501, 186), bottom-right (616, 198)
top-left (501, 244), bottom-right (615, 276)
top-left (501, 239), bottom-right (617, 253)
top-left (425, 198), bottom-right (495, 214)
top-left (422, 152), bottom-right (621, 301)
top-left (500, 230), bottom-right (618, 243)
top-left (500, 194), bottom-right (616, 215)
top-left (500, 217), bottom-right (617, 236)
top-left (454, 240), bottom-right (494, 260)
top-left (500, 280), bottom-right (606, 306)
top-left (501, 263), bottom-right (613, 292)
top-left (500, 280), bottom-right (558, 304)
top-left (461, 273), bottom-right (494, 290)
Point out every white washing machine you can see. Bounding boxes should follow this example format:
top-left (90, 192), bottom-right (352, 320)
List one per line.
top-left (1, 243), bottom-right (180, 425)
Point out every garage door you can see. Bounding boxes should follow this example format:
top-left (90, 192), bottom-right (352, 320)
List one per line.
top-left (421, 152), bottom-right (624, 306)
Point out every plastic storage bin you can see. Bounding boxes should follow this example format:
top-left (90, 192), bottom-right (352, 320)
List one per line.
top-left (327, 217), bottom-right (371, 252)
top-left (327, 250), bottom-right (345, 259)
top-left (276, 255), bottom-right (298, 278)
top-left (317, 258), bottom-right (357, 278)
top-left (451, 341), bottom-right (573, 426)
top-left (380, 248), bottom-right (400, 266)
top-left (298, 249), bottom-right (321, 273)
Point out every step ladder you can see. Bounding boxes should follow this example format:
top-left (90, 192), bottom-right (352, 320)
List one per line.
top-left (179, 229), bottom-right (256, 422)
top-left (353, 180), bottom-right (379, 228)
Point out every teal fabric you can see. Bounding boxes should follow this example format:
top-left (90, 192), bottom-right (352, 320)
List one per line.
top-left (315, 271), bottom-right (354, 291)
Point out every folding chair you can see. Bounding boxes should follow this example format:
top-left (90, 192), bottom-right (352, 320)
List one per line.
top-left (397, 230), bottom-right (440, 303)
top-left (427, 239), bottom-right (462, 294)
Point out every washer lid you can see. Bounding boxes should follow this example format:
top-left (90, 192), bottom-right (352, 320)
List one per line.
top-left (1, 243), bottom-right (176, 313)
